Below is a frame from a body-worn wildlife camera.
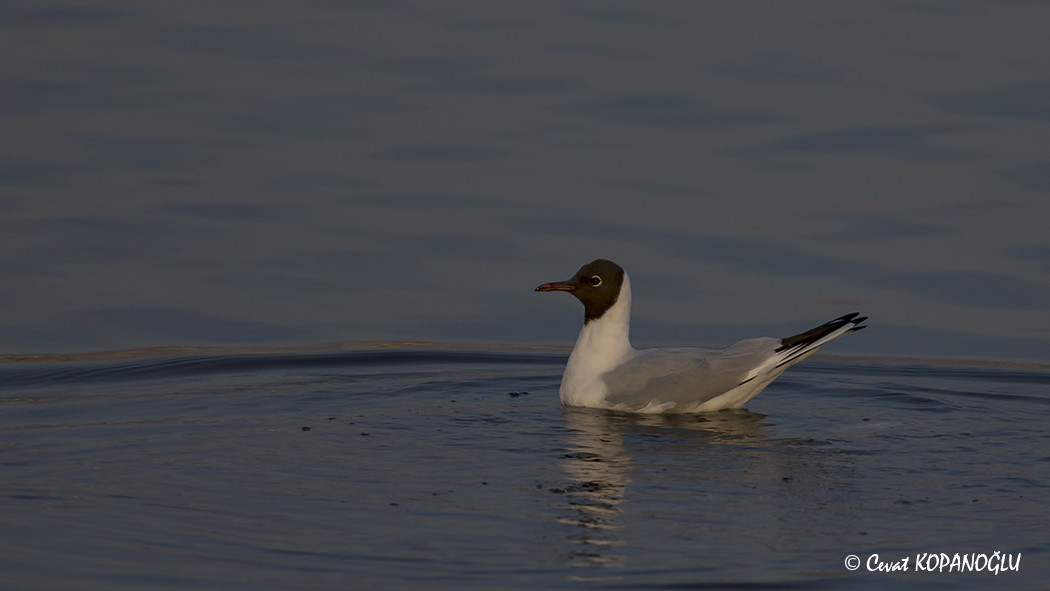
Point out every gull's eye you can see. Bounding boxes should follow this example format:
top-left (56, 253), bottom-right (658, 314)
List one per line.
top-left (590, 275), bottom-right (602, 286)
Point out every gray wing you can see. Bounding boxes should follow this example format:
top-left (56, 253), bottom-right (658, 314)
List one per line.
top-left (600, 338), bottom-right (781, 410)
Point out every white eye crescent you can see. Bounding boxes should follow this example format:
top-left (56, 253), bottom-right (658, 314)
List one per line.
top-left (590, 275), bottom-right (602, 286)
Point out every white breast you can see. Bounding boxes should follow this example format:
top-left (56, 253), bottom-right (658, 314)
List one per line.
top-left (559, 274), bottom-right (635, 407)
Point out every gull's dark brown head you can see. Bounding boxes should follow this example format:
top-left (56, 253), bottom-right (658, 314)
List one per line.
top-left (535, 259), bottom-right (626, 323)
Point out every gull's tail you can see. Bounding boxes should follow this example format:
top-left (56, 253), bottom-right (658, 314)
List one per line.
top-left (737, 313), bottom-right (867, 385)
top-left (774, 312), bottom-right (867, 368)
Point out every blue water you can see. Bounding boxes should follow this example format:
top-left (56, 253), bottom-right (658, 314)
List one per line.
top-left (1, 0), bottom-right (1049, 359)
top-left (2, 1), bottom-right (1050, 588)
top-left (1, 347), bottom-right (1047, 589)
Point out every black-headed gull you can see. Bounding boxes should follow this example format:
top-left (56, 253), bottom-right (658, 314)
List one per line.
top-left (536, 259), bottom-right (866, 413)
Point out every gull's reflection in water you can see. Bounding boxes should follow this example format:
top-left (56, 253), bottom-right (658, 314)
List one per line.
top-left (558, 409), bottom-right (632, 576)
top-left (557, 408), bottom-right (772, 579)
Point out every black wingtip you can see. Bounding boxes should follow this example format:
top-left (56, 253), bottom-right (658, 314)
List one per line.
top-left (776, 312), bottom-right (868, 353)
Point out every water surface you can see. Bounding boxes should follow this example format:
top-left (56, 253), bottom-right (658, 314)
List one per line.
top-left (2, 347), bottom-right (1046, 589)
top-left (2, 0), bottom-right (1050, 360)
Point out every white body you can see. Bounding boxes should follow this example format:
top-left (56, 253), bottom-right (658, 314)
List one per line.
top-left (559, 273), bottom-right (851, 413)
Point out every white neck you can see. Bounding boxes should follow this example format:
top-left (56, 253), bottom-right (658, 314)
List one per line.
top-left (559, 273), bottom-right (635, 406)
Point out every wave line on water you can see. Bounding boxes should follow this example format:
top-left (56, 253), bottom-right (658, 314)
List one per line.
top-left (0, 344), bottom-right (569, 389)
top-left (2, 342), bottom-right (1048, 392)
top-left (4, 342), bottom-right (1048, 370)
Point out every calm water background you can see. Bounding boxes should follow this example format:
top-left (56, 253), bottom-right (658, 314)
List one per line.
top-left (2, 1), bottom-right (1050, 589)
top-left (1, 0), bottom-right (1049, 359)
top-left (1, 349), bottom-right (1048, 589)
